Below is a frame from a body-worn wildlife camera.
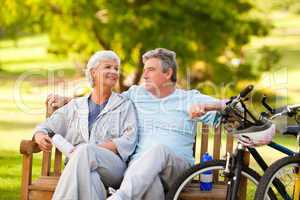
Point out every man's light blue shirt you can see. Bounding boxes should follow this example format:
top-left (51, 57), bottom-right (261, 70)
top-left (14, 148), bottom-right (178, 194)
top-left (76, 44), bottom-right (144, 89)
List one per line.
top-left (122, 85), bottom-right (220, 164)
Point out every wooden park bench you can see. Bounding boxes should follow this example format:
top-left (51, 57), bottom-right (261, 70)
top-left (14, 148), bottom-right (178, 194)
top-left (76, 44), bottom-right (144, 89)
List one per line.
top-left (20, 100), bottom-right (249, 200)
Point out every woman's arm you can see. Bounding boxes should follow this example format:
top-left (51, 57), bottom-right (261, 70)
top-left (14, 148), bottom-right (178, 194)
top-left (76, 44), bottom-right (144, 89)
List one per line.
top-left (34, 131), bottom-right (52, 151)
top-left (33, 102), bottom-right (71, 152)
top-left (111, 101), bottom-right (138, 161)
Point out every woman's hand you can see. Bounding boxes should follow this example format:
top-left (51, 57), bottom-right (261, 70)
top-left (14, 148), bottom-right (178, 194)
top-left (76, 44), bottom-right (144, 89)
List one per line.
top-left (98, 140), bottom-right (118, 154)
top-left (34, 132), bottom-right (53, 152)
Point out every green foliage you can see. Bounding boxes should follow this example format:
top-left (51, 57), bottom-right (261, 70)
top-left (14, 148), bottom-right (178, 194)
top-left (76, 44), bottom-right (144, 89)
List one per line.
top-left (1, 0), bottom-right (271, 88)
top-left (257, 46), bottom-right (281, 71)
top-left (268, 0), bottom-right (300, 14)
top-left (0, 0), bottom-right (47, 38)
top-left (231, 46), bottom-right (281, 82)
top-left (235, 63), bottom-right (257, 80)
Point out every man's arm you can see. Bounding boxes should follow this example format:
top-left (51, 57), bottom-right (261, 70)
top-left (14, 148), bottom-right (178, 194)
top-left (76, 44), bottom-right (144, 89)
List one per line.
top-left (46, 94), bottom-right (73, 109)
top-left (189, 99), bottom-right (243, 133)
top-left (189, 101), bottom-right (226, 119)
top-left (187, 90), bottom-right (225, 126)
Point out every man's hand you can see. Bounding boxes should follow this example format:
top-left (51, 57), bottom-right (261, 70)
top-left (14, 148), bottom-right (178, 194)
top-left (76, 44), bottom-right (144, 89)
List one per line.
top-left (34, 132), bottom-right (53, 152)
top-left (189, 100), bottom-right (226, 119)
top-left (223, 116), bottom-right (241, 133)
top-left (46, 94), bottom-right (71, 109)
top-left (223, 104), bottom-right (244, 133)
top-left (189, 104), bottom-right (206, 119)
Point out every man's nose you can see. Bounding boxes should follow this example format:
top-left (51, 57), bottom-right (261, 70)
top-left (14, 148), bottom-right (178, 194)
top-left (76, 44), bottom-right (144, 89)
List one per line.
top-left (142, 71), bottom-right (148, 79)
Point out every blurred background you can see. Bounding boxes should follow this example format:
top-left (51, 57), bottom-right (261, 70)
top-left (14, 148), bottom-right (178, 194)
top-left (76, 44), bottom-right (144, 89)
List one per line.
top-left (0, 0), bottom-right (299, 199)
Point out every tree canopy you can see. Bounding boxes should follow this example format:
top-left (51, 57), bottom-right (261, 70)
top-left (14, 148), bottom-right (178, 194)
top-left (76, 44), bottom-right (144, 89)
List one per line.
top-left (1, 0), bottom-right (271, 90)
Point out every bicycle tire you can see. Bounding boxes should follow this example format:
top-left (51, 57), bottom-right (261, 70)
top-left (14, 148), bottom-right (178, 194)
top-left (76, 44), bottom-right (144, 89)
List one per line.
top-left (166, 160), bottom-right (261, 200)
top-left (254, 156), bottom-right (300, 200)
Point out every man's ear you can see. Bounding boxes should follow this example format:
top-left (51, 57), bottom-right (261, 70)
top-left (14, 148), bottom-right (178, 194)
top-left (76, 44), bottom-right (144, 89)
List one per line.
top-left (165, 68), bottom-right (173, 81)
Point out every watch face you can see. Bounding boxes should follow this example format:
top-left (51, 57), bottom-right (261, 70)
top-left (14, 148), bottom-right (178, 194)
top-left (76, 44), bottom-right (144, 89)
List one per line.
top-left (48, 131), bottom-right (55, 138)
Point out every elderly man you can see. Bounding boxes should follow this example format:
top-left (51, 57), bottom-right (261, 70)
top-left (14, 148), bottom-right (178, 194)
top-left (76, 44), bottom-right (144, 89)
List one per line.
top-left (49, 48), bottom-right (224, 200)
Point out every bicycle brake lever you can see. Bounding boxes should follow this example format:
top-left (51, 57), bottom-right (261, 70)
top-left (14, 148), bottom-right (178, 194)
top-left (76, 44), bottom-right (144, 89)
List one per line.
top-left (262, 95), bottom-right (274, 114)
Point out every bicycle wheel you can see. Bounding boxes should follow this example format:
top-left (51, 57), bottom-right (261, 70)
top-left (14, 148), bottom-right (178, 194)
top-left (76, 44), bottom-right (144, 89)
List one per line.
top-left (166, 160), bottom-right (260, 200)
top-left (254, 156), bottom-right (300, 200)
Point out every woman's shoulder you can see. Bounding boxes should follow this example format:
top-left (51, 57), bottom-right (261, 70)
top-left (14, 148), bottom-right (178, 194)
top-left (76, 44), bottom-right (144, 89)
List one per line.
top-left (112, 92), bottom-right (132, 104)
top-left (69, 95), bottom-right (86, 105)
top-left (67, 95), bottom-right (89, 110)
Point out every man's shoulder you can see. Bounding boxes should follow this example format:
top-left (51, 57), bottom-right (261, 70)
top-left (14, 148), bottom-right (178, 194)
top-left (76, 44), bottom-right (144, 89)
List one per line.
top-left (128, 85), bottom-right (144, 92)
top-left (121, 85), bottom-right (145, 97)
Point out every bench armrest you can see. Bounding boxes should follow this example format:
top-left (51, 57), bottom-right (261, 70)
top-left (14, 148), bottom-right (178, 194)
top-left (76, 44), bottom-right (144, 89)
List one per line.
top-left (20, 140), bottom-right (41, 155)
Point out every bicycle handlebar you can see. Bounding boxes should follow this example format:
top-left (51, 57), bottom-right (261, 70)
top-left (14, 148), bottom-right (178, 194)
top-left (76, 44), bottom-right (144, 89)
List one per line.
top-left (222, 85), bottom-right (299, 127)
top-left (270, 104), bottom-right (300, 119)
top-left (240, 85), bottom-right (254, 98)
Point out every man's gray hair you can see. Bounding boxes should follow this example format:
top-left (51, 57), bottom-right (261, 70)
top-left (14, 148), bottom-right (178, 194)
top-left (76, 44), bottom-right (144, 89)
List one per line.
top-left (85, 50), bottom-right (120, 87)
top-left (142, 48), bottom-right (178, 82)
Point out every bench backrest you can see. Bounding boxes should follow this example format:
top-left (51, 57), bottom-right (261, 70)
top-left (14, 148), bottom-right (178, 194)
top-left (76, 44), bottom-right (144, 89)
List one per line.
top-left (196, 124), bottom-right (233, 162)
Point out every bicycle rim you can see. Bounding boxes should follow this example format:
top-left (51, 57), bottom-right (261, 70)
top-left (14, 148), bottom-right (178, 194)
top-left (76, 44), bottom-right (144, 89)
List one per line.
top-left (172, 164), bottom-right (259, 200)
top-left (261, 162), bottom-right (300, 200)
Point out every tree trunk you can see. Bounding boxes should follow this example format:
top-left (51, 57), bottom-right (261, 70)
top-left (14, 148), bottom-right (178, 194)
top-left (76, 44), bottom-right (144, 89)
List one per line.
top-left (119, 71), bottom-right (129, 92)
top-left (132, 53), bottom-right (144, 85)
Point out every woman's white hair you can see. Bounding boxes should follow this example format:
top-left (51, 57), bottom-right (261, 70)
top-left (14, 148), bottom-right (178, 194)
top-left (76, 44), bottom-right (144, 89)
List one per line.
top-left (85, 50), bottom-right (120, 87)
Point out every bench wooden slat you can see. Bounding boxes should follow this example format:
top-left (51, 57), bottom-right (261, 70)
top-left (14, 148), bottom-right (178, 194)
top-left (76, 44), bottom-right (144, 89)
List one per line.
top-left (29, 176), bottom-right (58, 191)
top-left (29, 191), bottom-right (53, 200)
top-left (180, 183), bottom-right (227, 200)
top-left (41, 151), bottom-right (52, 176)
top-left (53, 149), bottom-right (62, 176)
top-left (226, 133), bottom-right (233, 154)
top-left (213, 126), bottom-right (222, 160)
top-left (200, 124), bottom-right (209, 160)
top-left (28, 176), bottom-right (58, 200)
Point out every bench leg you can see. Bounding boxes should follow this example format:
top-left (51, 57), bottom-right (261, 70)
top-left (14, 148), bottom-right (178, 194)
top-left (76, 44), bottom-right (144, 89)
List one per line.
top-left (239, 151), bottom-right (250, 200)
top-left (21, 154), bottom-right (32, 200)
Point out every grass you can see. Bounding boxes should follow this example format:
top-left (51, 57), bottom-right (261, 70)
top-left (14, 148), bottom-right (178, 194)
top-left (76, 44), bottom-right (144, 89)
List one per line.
top-left (0, 35), bottom-right (72, 200)
top-left (0, 10), bottom-right (300, 200)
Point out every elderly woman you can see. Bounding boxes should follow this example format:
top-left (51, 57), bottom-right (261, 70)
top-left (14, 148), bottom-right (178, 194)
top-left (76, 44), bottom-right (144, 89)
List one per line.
top-left (33, 51), bottom-right (138, 200)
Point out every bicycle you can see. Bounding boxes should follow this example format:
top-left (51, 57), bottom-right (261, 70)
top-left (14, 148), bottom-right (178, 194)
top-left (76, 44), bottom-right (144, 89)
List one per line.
top-left (166, 85), bottom-right (298, 200)
top-left (254, 104), bottom-right (300, 200)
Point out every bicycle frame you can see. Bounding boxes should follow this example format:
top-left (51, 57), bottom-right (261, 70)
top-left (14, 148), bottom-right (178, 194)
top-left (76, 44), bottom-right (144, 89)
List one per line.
top-left (225, 143), bottom-right (245, 200)
top-left (249, 141), bottom-right (295, 200)
top-left (225, 141), bottom-right (296, 200)
top-left (294, 135), bottom-right (300, 200)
